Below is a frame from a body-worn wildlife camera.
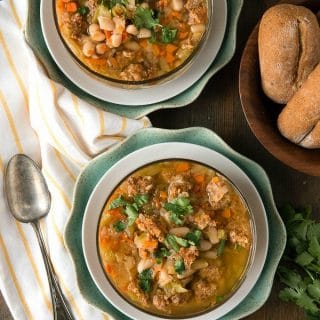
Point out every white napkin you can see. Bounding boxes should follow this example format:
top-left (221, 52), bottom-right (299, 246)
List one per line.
top-left (0, 1), bottom-right (151, 319)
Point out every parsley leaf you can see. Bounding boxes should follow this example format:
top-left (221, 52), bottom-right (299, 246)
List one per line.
top-left (112, 220), bottom-right (126, 232)
top-left (186, 230), bottom-right (202, 246)
top-left (165, 234), bottom-right (188, 252)
top-left (138, 269), bottom-right (153, 292)
top-left (154, 247), bottom-right (171, 264)
top-left (134, 194), bottom-right (149, 208)
top-left (108, 195), bottom-right (128, 209)
top-left (161, 27), bottom-right (177, 43)
top-left (174, 258), bottom-right (185, 274)
top-left (124, 204), bottom-right (138, 226)
top-left (164, 197), bottom-right (193, 225)
top-left (134, 7), bottom-right (160, 29)
top-left (77, 6), bottom-right (89, 16)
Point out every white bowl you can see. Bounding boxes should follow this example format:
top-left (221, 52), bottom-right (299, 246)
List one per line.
top-left (82, 142), bottom-right (269, 320)
top-left (40, 0), bottom-right (227, 106)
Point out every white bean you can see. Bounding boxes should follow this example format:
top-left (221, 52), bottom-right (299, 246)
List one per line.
top-left (191, 24), bottom-right (206, 33)
top-left (82, 41), bottom-right (95, 57)
top-left (172, 0), bottom-right (183, 11)
top-left (177, 269), bottom-right (196, 279)
top-left (91, 31), bottom-right (106, 42)
top-left (88, 23), bottom-right (100, 36)
top-left (111, 34), bottom-right (122, 47)
top-left (191, 259), bottom-right (209, 270)
top-left (96, 43), bottom-right (108, 55)
top-left (137, 258), bottom-right (154, 273)
top-left (199, 239), bottom-right (213, 251)
top-left (140, 2), bottom-right (149, 8)
top-left (169, 227), bottom-right (190, 237)
top-left (137, 28), bottom-right (151, 39)
top-left (206, 226), bottom-right (219, 244)
top-left (98, 16), bottom-right (115, 31)
top-left (124, 41), bottom-right (140, 51)
top-left (202, 250), bottom-right (218, 259)
top-left (158, 269), bottom-right (172, 287)
top-left (126, 24), bottom-right (139, 36)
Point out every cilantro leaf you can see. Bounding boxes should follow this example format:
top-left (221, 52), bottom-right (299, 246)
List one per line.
top-left (138, 269), bottom-right (153, 292)
top-left (165, 234), bottom-right (188, 252)
top-left (186, 230), bottom-right (202, 246)
top-left (161, 27), bottom-right (177, 43)
top-left (154, 247), bottom-right (171, 264)
top-left (77, 6), bottom-right (89, 16)
top-left (112, 220), bottom-right (126, 232)
top-left (124, 204), bottom-right (138, 226)
top-left (134, 194), bottom-right (149, 208)
top-left (164, 197), bottom-right (193, 226)
top-left (134, 7), bottom-right (160, 29)
top-left (174, 258), bottom-right (185, 274)
top-left (108, 195), bottom-right (127, 209)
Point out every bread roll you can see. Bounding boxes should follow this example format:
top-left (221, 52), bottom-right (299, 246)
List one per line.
top-left (258, 4), bottom-right (320, 104)
top-left (278, 63), bottom-right (320, 149)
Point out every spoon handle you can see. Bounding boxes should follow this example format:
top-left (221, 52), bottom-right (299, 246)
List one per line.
top-left (31, 221), bottom-right (74, 320)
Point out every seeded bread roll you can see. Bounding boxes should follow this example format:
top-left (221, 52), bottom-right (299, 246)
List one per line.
top-left (278, 63), bottom-right (320, 149)
top-left (258, 4), bottom-right (320, 104)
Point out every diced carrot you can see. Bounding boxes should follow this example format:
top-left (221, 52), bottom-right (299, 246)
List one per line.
top-left (139, 39), bottom-right (149, 49)
top-left (212, 176), bottom-right (220, 183)
top-left (175, 162), bottom-right (190, 172)
top-left (193, 174), bottom-right (205, 184)
top-left (159, 191), bottom-right (167, 200)
top-left (152, 44), bottom-right (161, 57)
top-left (222, 208), bottom-right (231, 219)
top-left (65, 2), bottom-right (78, 12)
top-left (104, 30), bottom-right (112, 39)
top-left (179, 31), bottom-right (189, 40)
top-left (143, 239), bottom-right (158, 250)
top-left (170, 11), bottom-right (182, 20)
top-left (166, 44), bottom-right (178, 54)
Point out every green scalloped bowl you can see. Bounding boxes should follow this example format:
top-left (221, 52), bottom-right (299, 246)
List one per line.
top-left (65, 127), bottom-right (286, 320)
top-left (25, 0), bottom-right (243, 118)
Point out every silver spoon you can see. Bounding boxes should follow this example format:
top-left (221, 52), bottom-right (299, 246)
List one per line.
top-left (4, 154), bottom-right (74, 320)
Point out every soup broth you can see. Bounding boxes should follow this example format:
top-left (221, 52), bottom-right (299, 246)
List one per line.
top-left (98, 160), bottom-right (253, 316)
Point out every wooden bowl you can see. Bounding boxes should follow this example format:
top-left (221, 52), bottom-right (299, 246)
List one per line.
top-left (239, 0), bottom-right (320, 176)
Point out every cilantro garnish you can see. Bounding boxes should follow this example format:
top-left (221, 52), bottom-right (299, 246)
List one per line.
top-left (112, 220), bottom-right (126, 232)
top-left (186, 230), bottom-right (202, 246)
top-left (134, 7), bottom-right (160, 29)
top-left (161, 26), bottom-right (177, 43)
top-left (174, 258), bottom-right (185, 275)
top-left (124, 204), bottom-right (138, 226)
top-left (278, 205), bottom-right (320, 318)
top-left (154, 247), bottom-right (171, 264)
top-left (165, 234), bottom-right (188, 252)
top-left (77, 6), bottom-right (89, 16)
top-left (138, 269), bottom-right (153, 292)
top-left (134, 194), bottom-right (150, 207)
top-left (164, 197), bottom-right (193, 225)
top-left (108, 195), bottom-right (128, 209)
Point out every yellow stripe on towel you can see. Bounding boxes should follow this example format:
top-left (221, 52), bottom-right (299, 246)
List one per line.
top-left (9, 0), bottom-right (23, 29)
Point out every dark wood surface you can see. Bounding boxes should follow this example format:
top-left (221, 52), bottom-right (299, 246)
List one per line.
top-left (1, 0), bottom-right (319, 319)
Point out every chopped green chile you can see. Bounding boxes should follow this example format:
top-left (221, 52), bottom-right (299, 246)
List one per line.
top-left (98, 160), bottom-right (252, 316)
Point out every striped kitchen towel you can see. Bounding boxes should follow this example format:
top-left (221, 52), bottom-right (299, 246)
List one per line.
top-left (0, 1), bottom-right (151, 319)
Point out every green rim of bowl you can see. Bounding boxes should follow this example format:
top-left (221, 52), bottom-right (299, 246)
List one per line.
top-left (25, 0), bottom-right (243, 119)
top-left (65, 127), bottom-right (286, 320)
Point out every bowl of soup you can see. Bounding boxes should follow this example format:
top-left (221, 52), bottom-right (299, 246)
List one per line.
top-left (82, 143), bottom-right (268, 320)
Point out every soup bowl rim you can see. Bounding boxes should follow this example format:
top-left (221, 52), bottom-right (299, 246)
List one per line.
top-left (82, 142), bottom-right (269, 320)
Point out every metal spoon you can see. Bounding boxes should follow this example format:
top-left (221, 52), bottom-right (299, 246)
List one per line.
top-left (4, 154), bottom-right (74, 320)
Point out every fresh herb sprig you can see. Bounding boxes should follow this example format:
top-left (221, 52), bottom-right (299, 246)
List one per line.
top-left (164, 197), bottom-right (193, 225)
top-left (138, 268), bottom-right (153, 292)
top-left (278, 205), bottom-right (320, 319)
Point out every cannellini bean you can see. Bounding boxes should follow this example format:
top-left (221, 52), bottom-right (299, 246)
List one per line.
top-left (137, 28), bottom-right (151, 39)
top-left (82, 41), bottom-right (95, 57)
top-left (177, 269), bottom-right (196, 279)
top-left (91, 31), bottom-right (106, 42)
top-left (169, 227), bottom-right (190, 237)
top-left (88, 23), bottom-right (100, 36)
top-left (111, 34), bottom-right (122, 47)
top-left (190, 23), bottom-right (206, 33)
top-left (137, 258), bottom-right (154, 273)
top-left (124, 41), bottom-right (140, 51)
top-left (126, 24), bottom-right (139, 36)
top-left (199, 239), bottom-right (213, 251)
top-left (96, 43), bottom-right (108, 55)
top-left (206, 226), bottom-right (219, 244)
top-left (202, 250), bottom-right (218, 259)
top-left (191, 259), bottom-right (209, 270)
top-left (98, 16), bottom-right (115, 31)
top-left (140, 2), bottom-right (149, 8)
top-left (172, 0), bottom-right (183, 11)
top-left (113, 16), bottom-right (125, 34)
top-left (158, 269), bottom-right (173, 287)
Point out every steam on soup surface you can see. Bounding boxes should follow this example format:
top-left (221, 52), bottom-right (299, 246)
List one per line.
top-left (98, 161), bottom-right (253, 316)
top-left (55, 0), bottom-right (208, 82)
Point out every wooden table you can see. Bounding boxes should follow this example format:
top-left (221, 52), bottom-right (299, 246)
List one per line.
top-left (1, 0), bottom-right (319, 318)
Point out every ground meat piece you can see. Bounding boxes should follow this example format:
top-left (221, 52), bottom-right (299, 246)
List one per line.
top-left (127, 175), bottom-right (154, 197)
top-left (192, 279), bottom-right (216, 300)
top-left (136, 214), bottom-right (164, 241)
top-left (119, 63), bottom-right (147, 81)
top-left (206, 177), bottom-right (231, 210)
top-left (69, 13), bottom-right (88, 40)
top-left (153, 292), bottom-right (169, 312)
top-left (189, 209), bottom-right (214, 230)
top-left (115, 51), bottom-right (136, 69)
top-left (170, 292), bottom-right (192, 305)
top-left (167, 175), bottom-right (192, 201)
top-left (229, 230), bottom-right (250, 249)
top-left (178, 246), bottom-right (199, 268)
top-left (198, 265), bottom-right (221, 282)
top-left (85, 0), bottom-right (97, 23)
top-left (188, 7), bottom-right (207, 25)
top-left (152, 289), bottom-right (191, 311)
top-left (127, 282), bottom-right (149, 307)
top-left (185, 0), bottom-right (204, 10)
